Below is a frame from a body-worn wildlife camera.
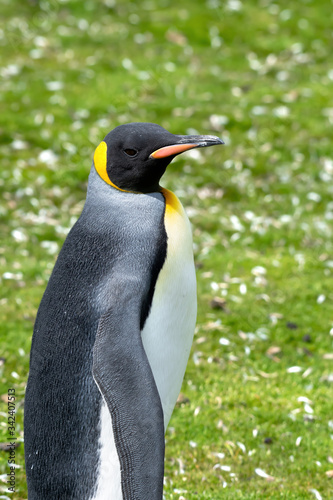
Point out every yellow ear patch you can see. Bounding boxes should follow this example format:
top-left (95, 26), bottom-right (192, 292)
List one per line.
top-left (93, 141), bottom-right (110, 185)
top-left (93, 141), bottom-right (133, 193)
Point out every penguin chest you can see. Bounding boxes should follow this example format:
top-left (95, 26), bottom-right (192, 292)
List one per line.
top-left (141, 189), bottom-right (197, 429)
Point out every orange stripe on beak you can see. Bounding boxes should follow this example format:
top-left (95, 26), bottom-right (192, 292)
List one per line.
top-left (150, 143), bottom-right (199, 159)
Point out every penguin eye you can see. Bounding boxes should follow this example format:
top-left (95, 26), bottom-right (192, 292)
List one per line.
top-left (124, 149), bottom-right (138, 157)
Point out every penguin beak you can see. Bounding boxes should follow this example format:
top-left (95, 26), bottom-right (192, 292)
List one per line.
top-left (149, 135), bottom-right (224, 159)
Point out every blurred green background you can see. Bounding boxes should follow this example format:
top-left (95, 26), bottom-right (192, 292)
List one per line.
top-left (0, 0), bottom-right (333, 498)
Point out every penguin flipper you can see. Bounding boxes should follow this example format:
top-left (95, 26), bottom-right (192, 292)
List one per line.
top-left (92, 295), bottom-right (164, 500)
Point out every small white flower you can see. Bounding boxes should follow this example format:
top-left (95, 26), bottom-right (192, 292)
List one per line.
top-left (297, 396), bottom-right (313, 404)
top-left (34, 36), bottom-right (48, 47)
top-left (302, 367), bottom-right (313, 378)
top-left (220, 465), bottom-right (231, 471)
top-left (251, 266), bottom-right (267, 276)
top-left (251, 106), bottom-right (267, 116)
top-left (307, 192), bottom-right (321, 202)
top-left (194, 407), bottom-right (200, 417)
top-left (41, 241), bottom-right (59, 255)
top-left (38, 150), bottom-right (58, 165)
top-left (317, 294), bottom-right (325, 304)
top-left (11, 139), bottom-right (28, 150)
top-left (255, 468), bottom-right (274, 480)
top-left (273, 106), bottom-right (290, 118)
top-left (164, 62), bottom-right (176, 72)
top-left (309, 489), bottom-right (322, 500)
top-left (304, 404), bottom-right (314, 414)
top-left (122, 58), bottom-right (133, 70)
top-left (219, 338), bottom-right (230, 346)
top-left (46, 81), bottom-right (64, 91)
top-left (226, 0), bottom-right (242, 11)
top-left (11, 229), bottom-right (27, 242)
top-left (276, 71), bottom-right (289, 81)
top-left (287, 366), bottom-right (302, 373)
top-left (137, 71), bottom-right (150, 81)
top-left (3, 272), bottom-right (23, 280)
top-left (295, 436), bottom-right (302, 447)
top-left (210, 114), bottom-right (229, 128)
top-left (237, 442), bottom-right (246, 453)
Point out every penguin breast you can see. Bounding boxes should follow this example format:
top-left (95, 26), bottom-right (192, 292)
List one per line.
top-left (141, 189), bottom-right (197, 429)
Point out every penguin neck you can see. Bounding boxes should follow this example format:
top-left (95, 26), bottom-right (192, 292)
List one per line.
top-left (85, 166), bottom-right (164, 210)
top-left (88, 165), bottom-right (164, 200)
top-left (86, 166), bottom-right (131, 204)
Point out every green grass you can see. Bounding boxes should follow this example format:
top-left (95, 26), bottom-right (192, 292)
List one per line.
top-left (1, 0), bottom-right (333, 498)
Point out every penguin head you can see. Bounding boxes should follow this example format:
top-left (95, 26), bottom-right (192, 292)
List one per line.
top-left (93, 122), bottom-right (224, 193)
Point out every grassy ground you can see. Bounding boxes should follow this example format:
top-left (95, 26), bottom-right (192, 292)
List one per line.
top-left (1, 0), bottom-right (333, 498)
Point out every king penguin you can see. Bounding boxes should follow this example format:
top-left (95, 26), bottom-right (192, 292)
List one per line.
top-left (24, 122), bottom-right (223, 500)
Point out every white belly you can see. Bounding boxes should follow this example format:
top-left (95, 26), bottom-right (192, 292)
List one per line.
top-left (141, 189), bottom-right (197, 429)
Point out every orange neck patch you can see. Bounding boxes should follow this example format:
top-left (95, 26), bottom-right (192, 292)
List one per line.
top-left (160, 188), bottom-right (183, 219)
top-left (160, 188), bottom-right (193, 260)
